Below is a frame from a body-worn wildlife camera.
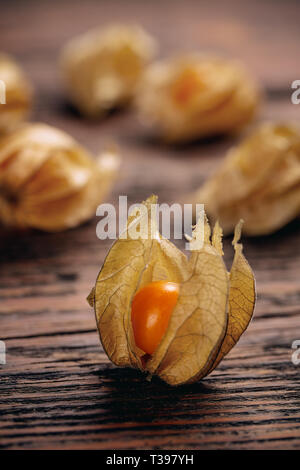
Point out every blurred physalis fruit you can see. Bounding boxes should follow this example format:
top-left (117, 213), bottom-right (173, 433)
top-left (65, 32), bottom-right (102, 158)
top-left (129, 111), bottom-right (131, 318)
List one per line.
top-left (87, 195), bottom-right (255, 386)
top-left (61, 24), bottom-right (157, 117)
top-left (0, 53), bottom-right (32, 134)
top-left (136, 55), bottom-right (260, 143)
top-left (0, 123), bottom-right (120, 231)
top-left (190, 123), bottom-right (300, 235)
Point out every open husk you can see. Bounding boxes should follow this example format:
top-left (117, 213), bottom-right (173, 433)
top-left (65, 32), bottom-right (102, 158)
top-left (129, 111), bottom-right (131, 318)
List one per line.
top-left (0, 123), bottom-right (120, 231)
top-left (88, 195), bottom-right (255, 386)
top-left (136, 55), bottom-right (259, 143)
top-left (61, 24), bottom-right (157, 117)
top-left (189, 123), bottom-right (300, 235)
top-left (0, 53), bottom-right (32, 134)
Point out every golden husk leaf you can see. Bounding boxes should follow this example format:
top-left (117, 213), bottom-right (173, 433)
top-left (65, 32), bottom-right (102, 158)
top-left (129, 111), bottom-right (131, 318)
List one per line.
top-left (190, 123), bottom-right (300, 235)
top-left (61, 24), bottom-right (157, 117)
top-left (136, 55), bottom-right (260, 143)
top-left (88, 195), bottom-right (255, 386)
top-left (208, 221), bottom-right (256, 374)
top-left (0, 123), bottom-right (120, 231)
top-left (0, 54), bottom-right (32, 134)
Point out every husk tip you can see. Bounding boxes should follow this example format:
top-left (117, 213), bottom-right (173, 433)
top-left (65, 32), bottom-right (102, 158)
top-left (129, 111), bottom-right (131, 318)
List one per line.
top-left (232, 219), bottom-right (244, 248)
top-left (212, 220), bottom-right (224, 255)
top-left (87, 287), bottom-right (95, 307)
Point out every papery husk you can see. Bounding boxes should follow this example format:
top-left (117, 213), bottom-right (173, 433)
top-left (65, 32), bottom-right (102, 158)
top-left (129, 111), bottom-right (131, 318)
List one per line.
top-left (207, 221), bottom-right (256, 374)
top-left (61, 24), bottom-right (157, 117)
top-left (0, 54), bottom-right (32, 134)
top-left (136, 55), bottom-right (259, 143)
top-left (88, 195), bottom-right (255, 386)
top-left (88, 195), bottom-right (187, 370)
top-left (190, 123), bottom-right (300, 235)
top-left (0, 123), bottom-right (120, 231)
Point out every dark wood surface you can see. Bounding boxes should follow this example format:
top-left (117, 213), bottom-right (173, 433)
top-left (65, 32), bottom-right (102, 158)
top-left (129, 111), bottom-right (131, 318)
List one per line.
top-left (0, 0), bottom-right (300, 450)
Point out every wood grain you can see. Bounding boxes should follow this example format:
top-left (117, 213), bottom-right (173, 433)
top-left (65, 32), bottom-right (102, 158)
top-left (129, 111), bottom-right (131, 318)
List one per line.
top-left (0, 0), bottom-right (300, 450)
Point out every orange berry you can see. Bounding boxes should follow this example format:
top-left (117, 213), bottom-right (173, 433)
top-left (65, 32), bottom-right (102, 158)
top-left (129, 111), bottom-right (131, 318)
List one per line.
top-left (131, 281), bottom-right (180, 355)
top-left (172, 68), bottom-right (202, 106)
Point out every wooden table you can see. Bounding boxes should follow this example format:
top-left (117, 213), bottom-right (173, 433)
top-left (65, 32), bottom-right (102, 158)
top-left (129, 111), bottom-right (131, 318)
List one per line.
top-left (0, 0), bottom-right (300, 450)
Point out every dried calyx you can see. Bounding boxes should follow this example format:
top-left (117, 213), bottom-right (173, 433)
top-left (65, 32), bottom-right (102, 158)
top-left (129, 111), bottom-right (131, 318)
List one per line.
top-left (88, 195), bottom-right (255, 386)
top-left (61, 24), bottom-right (157, 117)
top-left (136, 55), bottom-right (259, 143)
top-left (190, 123), bottom-right (300, 235)
top-left (0, 54), bottom-right (32, 134)
top-left (0, 123), bottom-right (119, 231)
